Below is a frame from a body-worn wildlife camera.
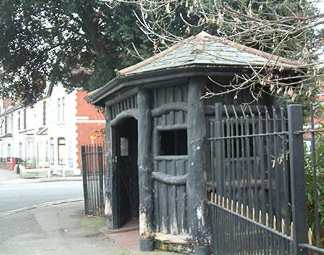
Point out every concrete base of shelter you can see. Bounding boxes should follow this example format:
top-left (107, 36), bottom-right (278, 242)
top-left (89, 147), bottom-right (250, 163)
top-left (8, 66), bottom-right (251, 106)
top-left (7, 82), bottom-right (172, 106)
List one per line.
top-left (102, 220), bottom-right (194, 253)
top-left (153, 233), bottom-right (194, 254)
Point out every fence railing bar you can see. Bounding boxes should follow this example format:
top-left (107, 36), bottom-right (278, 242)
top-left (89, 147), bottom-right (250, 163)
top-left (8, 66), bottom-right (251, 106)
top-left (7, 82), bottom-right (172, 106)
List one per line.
top-left (215, 103), bottom-right (224, 197)
top-left (299, 244), bottom-right (324, 254)
top-left (280, 106), bottom-right (290, 236)
top-left (224, 105), bottom-right (230, 119)
top-left (86, 145), bottom-right (92, 214)
top-left (250, 109), bottom-right (258, 218)
top-left (208, 131), bottom-right (289, 140)
top-left (295, 128), bottom-right (324, 134)
top-left (90, 145), bottom-right (94, 214)
top-left (230, 118), bottom-right (238, 208)
top-left (94, 144), bottom-right (99, 215)
top-left (98, 146), bottom-right (104, 215)
top-left (85, 145), bottom-right (90, 213)
top-left (81, 146), bottom-right (89, 214)
top-left (273, 107), bottom-right (281, 231)
top-left (210, 120), bottom-right (215, 199)
top-left (310, 104), bottom-right (321, 247)
top-left (256, 106), bottom-right (266, 225)
top-left (227, 119), bottom-right (232, 203)
top-left (225, 119), bottom-right (231, 200)
top-left (243, 116), bottom-right (251, 216)
top-left (97, 145), bottom-right (101, 215)
top-left (90, 145), bottom-right (95, 214)
top-left (232, 105), bottom-right (239, 119)
top-left (265, 106), bottom-right (274, 228)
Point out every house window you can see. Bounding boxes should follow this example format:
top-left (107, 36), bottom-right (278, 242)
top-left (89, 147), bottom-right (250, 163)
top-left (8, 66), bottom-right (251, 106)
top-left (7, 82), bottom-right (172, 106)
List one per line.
top-left (57, 98), bottom-right (61, 122)
top-left (23, 109), bottom-right (27, 129)
top-left (4, 116), bottom-right (7, 134)
top-left (45, 141), bottom-right (49, 163)
top-left (57, 138), bottom-right (66, 165)
top-left (159, 129), bottom-right (187, 155)
top-left (18, 142), bottom-right (23, 159)
top-left (18, 111), bottom-right (21, 130)
top-left (26, 140), bottom-right (34, 161)
top-left (50, 138), bottom-right (54, 165)
top-left (7, 144), bottom-right (11, 158)
top-left (62, 97), bottom-right (65, 123)
top-left (43, 101), bottom-right (46, 126)
top-left (9, 114), bottom-right (13, 133)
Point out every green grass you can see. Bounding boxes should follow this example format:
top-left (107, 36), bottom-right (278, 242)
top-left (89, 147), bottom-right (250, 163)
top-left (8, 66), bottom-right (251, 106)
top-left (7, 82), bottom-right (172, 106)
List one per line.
top-left (80, 215), bottom-right (106, 231)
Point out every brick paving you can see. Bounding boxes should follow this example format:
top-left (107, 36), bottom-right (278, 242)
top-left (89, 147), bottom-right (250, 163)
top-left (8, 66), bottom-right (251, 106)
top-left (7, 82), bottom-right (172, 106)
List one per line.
top-left (107, 218), bottom-right (140, 251)
top-left (108, 229), bottom-right (140, 252)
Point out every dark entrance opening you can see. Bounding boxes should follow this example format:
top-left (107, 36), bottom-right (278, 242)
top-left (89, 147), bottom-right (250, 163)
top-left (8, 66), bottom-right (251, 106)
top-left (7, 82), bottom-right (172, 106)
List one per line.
top-left (114, 117), bottom-right (139, 228)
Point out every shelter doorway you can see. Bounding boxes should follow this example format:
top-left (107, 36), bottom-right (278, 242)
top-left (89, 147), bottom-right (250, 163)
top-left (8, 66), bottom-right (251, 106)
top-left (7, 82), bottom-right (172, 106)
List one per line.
top-left (112, 117), bottom-right (139, 228)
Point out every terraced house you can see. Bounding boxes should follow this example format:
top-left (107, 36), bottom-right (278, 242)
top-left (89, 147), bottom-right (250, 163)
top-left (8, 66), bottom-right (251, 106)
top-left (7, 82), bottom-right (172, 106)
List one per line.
top-left (0, 84), bottom-right (105, 177)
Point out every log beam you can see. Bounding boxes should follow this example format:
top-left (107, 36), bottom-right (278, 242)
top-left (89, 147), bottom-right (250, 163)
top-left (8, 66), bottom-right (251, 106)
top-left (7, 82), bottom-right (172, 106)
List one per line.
top-left (137, 89), bottom-right (154, 251)
top-left (187, 77), bottom-right (209, 255)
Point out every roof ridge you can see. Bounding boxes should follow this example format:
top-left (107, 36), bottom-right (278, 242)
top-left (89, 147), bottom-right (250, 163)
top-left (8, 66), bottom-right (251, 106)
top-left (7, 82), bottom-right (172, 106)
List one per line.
top-left (191, 32), bottom-right (208, 63)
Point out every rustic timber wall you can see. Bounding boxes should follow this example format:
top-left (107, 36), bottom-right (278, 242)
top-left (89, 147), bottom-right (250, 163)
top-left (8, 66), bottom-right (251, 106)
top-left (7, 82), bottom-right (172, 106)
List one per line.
top-left (152, 84), bottom-right (189, 235)
top-left (108, 94), bottom-right (137, 120)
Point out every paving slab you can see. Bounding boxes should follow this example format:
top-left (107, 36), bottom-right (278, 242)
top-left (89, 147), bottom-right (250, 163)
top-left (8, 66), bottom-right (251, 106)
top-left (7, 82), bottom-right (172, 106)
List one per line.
top-left (0, 201), bottom-right (178, 255)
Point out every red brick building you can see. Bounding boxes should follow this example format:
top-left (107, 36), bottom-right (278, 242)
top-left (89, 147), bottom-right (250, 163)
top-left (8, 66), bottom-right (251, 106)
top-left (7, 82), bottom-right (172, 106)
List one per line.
top-left (75, 90), bottom-right (105, 169)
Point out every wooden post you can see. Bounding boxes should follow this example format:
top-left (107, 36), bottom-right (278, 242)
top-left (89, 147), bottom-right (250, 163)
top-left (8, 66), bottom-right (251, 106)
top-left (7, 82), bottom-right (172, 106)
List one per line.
top-left (137, 89), bottom-right (154, 251)
top-left (288, 104), bottom-right (307, 254)
top-left (214, 103), bottom-right (224, 197)
top-left (104, 104), bottom-right (113, 227)
top-left (187, 77), bottom-right (209, 255)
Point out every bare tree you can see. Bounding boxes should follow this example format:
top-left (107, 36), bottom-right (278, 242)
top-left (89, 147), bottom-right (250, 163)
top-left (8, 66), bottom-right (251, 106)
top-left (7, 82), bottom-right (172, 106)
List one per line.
top-left (104, 0), bottom-right (324, 103)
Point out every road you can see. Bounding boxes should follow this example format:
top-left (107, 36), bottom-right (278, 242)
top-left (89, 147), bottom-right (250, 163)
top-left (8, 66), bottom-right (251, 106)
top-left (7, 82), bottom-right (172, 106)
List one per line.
top-left (0, 181), bottom-right (83, 213)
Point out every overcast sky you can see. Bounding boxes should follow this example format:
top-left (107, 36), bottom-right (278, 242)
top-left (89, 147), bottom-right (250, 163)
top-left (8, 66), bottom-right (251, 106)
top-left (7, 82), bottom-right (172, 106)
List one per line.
top-left (318, 0), bottom-right (324, 12)
top-left (317, 0), bottom-right (324, 64)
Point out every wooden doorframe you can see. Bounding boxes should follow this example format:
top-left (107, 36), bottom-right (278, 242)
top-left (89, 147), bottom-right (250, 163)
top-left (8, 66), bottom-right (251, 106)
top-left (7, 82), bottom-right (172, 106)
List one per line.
top-left (111, 115), bottom-right (139, 229)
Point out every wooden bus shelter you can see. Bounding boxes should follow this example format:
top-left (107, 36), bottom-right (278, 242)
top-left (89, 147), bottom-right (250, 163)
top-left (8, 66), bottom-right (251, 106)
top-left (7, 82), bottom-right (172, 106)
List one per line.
top-left (87, 31), bottom-right (301, 254)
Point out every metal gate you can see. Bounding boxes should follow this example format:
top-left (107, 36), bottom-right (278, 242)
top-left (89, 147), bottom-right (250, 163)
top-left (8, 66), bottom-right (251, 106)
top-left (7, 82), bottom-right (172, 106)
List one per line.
top-left (208, 104), bottom-right (306, 254)
top-left (81, 144), bottom-right (105, 216)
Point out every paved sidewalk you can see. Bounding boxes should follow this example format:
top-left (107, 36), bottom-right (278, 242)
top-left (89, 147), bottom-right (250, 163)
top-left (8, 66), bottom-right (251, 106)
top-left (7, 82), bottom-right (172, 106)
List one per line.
top-left (0, 168), bottom-right (19, 182)
top-left (0, 201), bottom-right (176, 255)
top-left (0, 168), bottom-right (81, 184)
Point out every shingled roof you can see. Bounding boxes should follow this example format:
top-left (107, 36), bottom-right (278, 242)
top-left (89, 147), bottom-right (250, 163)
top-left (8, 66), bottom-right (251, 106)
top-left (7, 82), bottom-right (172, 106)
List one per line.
top-left (88, 31), bottom-right (302, 105)
top-left (119, 31), bottom-right (301, 76)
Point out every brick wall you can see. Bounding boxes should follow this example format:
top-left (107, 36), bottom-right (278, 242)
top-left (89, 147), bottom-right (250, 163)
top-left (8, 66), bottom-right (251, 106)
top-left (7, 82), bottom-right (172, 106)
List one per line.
top-left (76, 90), bottom-right (104, 120)
top-left (2, 98), bottom-right (13, 110)
top-left (75, 90), bottom-right (105, 169)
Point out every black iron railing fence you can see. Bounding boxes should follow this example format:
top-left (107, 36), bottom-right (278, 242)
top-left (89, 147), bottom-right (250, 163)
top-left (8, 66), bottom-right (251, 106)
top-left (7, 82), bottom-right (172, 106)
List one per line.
top-left (208, 103), bottom-right (323, 255)
top-left (208, 105), bottom-right (292, 231)
top-left (209, 197), bottom-right (293, 255)
top-left (81, 144), bottom-right (106, 216)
